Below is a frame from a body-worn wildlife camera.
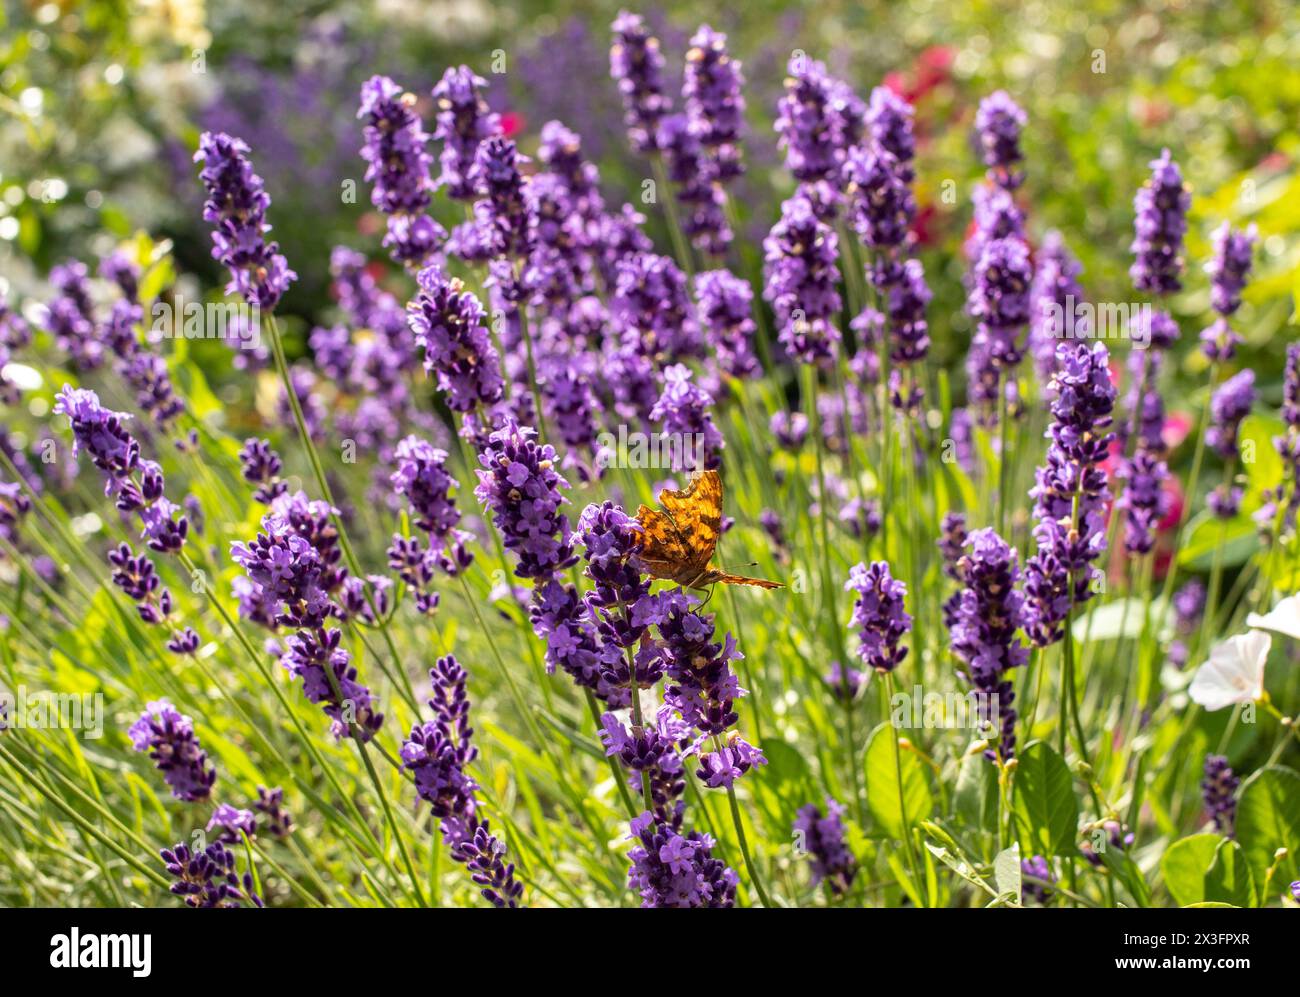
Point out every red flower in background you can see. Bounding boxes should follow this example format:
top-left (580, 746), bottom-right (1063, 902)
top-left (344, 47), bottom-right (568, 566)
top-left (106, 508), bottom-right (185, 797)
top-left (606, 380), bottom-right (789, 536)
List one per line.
top-left (499, 111), bottom-right (524, 138)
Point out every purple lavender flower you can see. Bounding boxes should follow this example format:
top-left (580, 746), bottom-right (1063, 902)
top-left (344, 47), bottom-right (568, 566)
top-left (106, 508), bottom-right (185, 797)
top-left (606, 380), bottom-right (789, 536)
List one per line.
top-left (844, 144), bottom-right (914, 251)
top-left (580, 501), bottom-right (663, 689)
top-left (876, 257), bottom-right (932, 365)
top-left (206, 803), bottom-right (257, 845)
top-left (626, 810), bottom-right (737, 908)
top-left (1206, 223), bottom-right (1257, 316)
top-left (649, 364), bottom-right (723, 471)
top-left (475, 421), bottom-right (576, 581)
top-left (948, 528), bottom-right (1029, 759)
top-left (391, 435), bottom-right (460, 538)
top-left (470, 136), bottom-right (533, 265)
top-left (280, 625), bottom-right (384, 740)
top-left (128, 699), bottom-right (217, 802)
top-left (601, 707), bottom-right (690, 822)
top-left (108, 542), bottom-right (195, 655)
top-left (657, 113), bottom-right (731, 255)
top-left (764, 194), bottom-right (842, 365)
top-left (54, 386), bottom-right (188, 552)
top-left (194, 131), bottom-right (297, 310)
top-left (1199, 223), bottom-right (1257, 362)
top-left (1023, 343), bottom-right (1116, 646)
top-left (1206, 368), bottom-right (1257, 461)
top-left (794, 797), bottom-right (856, 895)
top-left (1021, 855), bottom-right (1054, 904)
top-left (610, 12), bottom-right (670, 155)
top-left (969, 236), bottom-right (1034, 371)
top-left (1167, 580), bottom-right (1205, 669)
top-left (357, 76), bottom-right (445, 267)
top-left (47, 261), bottom-right (103, 370)
top-left (1130, 148), bottom-right (1190, 296)
top-left (1119, 448), bottom-right (1171, 550)
top-left (694, 269), bottom-right (758, 380)
top-left (1208, 484), bottom-right (1244, 519)
top-left (402, 655), bottom-right (523, 907)
top-left (656, 593), bottom-right (764, 788)
top-left (407, 265), bottom-right (505, 414)
top-left (1201, 754), bottom-right (1239, 836)
top-left (254, 786), bottom-right (293, 838)
top-left (1029, 232), bottom-right (1086, 380)
top-left (845, 561), bottom-right (912, 673)
top-left (613, 251), bottom-right (704, 363)
top-left (682, 25), bottom-right (745, 182)
top-left (770, 410), bottom-right (809, 450)
top-left (239, 438), bottom-right (287, 504)
top-left (867, 86), bottom-right (916, 180)
top-left (1260, 345), bottom-right (1300, 537)
top-left (530, 578), bottom-right (624, 704)
top-left (974, 91), bottom-right (1027, 189)
top-left (774, 55), bottom-right (842, 186)
top-left (432, 66), bottom-right (501, 200)
top-left (161, 841), bottom-right (263, 908)
top-left (827, 660), bottom-right (866, 702)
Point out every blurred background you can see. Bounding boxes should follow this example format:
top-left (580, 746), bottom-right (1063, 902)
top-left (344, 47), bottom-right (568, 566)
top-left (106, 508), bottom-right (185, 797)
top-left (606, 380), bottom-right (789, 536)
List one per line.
top-left (2, 0), bottom-right (1298, 387)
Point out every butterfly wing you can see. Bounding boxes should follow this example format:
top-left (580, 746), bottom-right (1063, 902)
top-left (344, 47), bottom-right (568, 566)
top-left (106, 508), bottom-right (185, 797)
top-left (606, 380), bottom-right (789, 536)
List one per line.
top-left (632, 504), bottom-right (690, 581)
top-left (656, 470), bottom-right (722, 582)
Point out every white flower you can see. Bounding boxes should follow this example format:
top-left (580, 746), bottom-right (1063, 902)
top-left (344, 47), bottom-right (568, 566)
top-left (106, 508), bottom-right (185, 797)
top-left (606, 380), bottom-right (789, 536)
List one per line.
top-left (1247, 593), bottom-right (1300, 641)
top-left (1189, 630), bottom-right (1271, 711)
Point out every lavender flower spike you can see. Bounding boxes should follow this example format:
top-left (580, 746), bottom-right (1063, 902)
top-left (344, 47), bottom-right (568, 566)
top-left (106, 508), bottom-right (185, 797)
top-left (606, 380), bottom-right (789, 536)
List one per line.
top-left (161, 841), bottom-right (263, 908)
top-left (683, 25), bottom-right (745, 182)
top-left (358, 75), bottom-right (445, 267)
top-left (407, 265), bottom-right (505, 413)
top-left (763, 194), bottom-right (842, 365)
top-left (474, 421), bottom-right (576, 581)
top-left (610, 11), bottom-right (671, 154)
top-left (948, 528), bottom-right (1029, 760)
top-left (194, 132), bottom-right (296, 310)
top-left (1206, 368), bottom-right (1257, 461)
top-left (974, 91), bottom-right (1027, 189)
top-left (1023, 342), bottom-right (1116, 646)
top-left (1201, 754), bottom-right (1239, 836)
top-left (794, 797), bottom-right (857, 895)
top-left (1130, 148), bottom-right (1190, 297)
top-left (845, 561), bottom-right (912, 673)
top-left (627, 810), bottom-right (737, 908)
top-left (128, 699), bottom-right (217, 802)
top-left (432, 66), bottom-right (501, 201)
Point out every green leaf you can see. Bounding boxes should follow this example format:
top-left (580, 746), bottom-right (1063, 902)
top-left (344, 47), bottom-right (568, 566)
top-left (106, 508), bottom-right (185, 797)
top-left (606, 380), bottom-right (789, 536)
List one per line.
top-left (1236, 765), bottom-right (1300, 897)
top-left (1239, 412), bottom-right (1284, 496)
top-left (994, 843), bottom-right (1022, 899)
top-left (1161, 834), bottom-right (1257, 907)
top-left (1072, 596), bottom-right (1170, 642)
top-left (1177, 512), bottom-right (1257, 571)
top-left (864, 722), bottom-right (933, 839)
top-left (1012, 741), bottom-right (1078, 858)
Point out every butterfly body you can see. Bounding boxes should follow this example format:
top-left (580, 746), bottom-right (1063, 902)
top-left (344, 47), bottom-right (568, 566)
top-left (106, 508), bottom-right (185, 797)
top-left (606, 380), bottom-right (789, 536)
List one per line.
top-left (632, 470), bottom-right (782, 591)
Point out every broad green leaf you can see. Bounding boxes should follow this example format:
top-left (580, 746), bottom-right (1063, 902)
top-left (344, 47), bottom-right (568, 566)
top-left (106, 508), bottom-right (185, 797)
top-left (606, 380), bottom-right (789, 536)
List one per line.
top-left (1240, 413), bottom-right (1284, 495)
top-left (864, 722), bottom-right (933, 839)
top-left (1161, 834), bottom-right (1256, 907)
top-left (1177, 512), bottom-right (1257, 571)
top-left (1236, 765), bottom-right (1300, 897)
top-left (1012, 741), bottom-right (1078, 858)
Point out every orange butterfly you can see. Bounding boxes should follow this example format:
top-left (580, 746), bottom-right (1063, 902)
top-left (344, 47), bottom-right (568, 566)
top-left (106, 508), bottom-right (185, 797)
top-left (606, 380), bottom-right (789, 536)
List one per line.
top-left (632, 469), bottom-right (783, 591)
